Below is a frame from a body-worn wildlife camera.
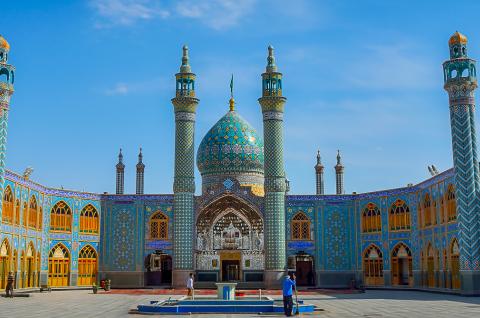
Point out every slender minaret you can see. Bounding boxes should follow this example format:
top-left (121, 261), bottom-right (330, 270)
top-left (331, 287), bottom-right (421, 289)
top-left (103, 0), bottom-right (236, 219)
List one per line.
top-left (335, 150), bottom-right (344, 194)
top-left (115, 149), bottom-right (125, 194)
top-left (315, 150), bottom-right (324, 195)
top-left (258, 45), bottom-right (287, 288)
top-left (0, 35), bottom-right (14, 223)
top-left (136, 148), bottom-right (145, 195)
top-left (443, 31), bottom-right (480, 294)
top-left (171, 45), bottom-right (198, 287)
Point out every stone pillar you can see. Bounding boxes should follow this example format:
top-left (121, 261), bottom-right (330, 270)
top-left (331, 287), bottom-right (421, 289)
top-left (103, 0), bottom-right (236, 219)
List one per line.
top-left (171, 46), bottom-right (198, 288)
top-left (258, 46), bottom-right (287, 288)
top-left (0, 35), bottom-right (14, 223)
top-left (443, 31), bottom-right (480, 295)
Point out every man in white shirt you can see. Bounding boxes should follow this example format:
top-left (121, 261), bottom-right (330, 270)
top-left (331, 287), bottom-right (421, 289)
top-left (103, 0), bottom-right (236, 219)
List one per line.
top-left (186, 273), bottom-right (194, 298)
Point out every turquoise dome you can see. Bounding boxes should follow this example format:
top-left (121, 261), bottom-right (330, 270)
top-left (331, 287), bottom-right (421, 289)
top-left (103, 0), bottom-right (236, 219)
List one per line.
top-left (197, 110), bottom-right (264, 176)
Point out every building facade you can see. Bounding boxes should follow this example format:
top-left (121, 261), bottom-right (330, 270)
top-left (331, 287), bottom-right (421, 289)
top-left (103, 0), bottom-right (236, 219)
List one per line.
top-left (1, 32), bottom-right (479, 295)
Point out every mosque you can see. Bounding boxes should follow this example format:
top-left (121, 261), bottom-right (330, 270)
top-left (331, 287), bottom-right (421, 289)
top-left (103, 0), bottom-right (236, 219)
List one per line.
top-left (0, 32), bottom-right (479, 295)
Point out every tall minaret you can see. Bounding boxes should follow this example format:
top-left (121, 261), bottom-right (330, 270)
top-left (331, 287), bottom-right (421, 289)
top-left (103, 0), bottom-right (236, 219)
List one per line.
top-left (315, 150), bottom-right (324, 195)
top-left (171, 45), bottom-right (198, 287)
top-left (335, 150), bottom-right (344, 194)
top-left (0, 35), bottom-right (14, 223)
top-left (115, 149), bottom-right (125, 194)
top-left (136, 148), bottom-right (145, 195)
top-left (443, 31), bottom-right (480, 294)
top-left (258, 45), bottom-right (287, 288)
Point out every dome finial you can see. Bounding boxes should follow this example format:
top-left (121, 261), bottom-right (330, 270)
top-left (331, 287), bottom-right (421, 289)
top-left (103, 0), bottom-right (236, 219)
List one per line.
top-left (180, 44), bottom-right (191, 73)
top-left (229, 74), bottom-right (235, 111)
top-left (0, 34), bottom-right (10, 52)
top-left (317, 150), bottom-right (321, 164)
top-left (266, 45), bottom-right (277, 72)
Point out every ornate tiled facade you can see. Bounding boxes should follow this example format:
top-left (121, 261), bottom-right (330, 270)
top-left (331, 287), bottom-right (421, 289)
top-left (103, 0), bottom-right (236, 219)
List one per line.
top-left (1, 33), bottom-right (480, 295)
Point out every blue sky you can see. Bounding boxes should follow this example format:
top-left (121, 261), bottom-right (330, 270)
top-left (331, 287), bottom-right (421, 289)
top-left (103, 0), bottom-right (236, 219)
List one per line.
top-left (1, 0), bottom-right (480, 195)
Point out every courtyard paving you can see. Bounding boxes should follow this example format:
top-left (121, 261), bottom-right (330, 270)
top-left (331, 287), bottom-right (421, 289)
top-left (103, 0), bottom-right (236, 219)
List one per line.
top-left (0, 289), bottom-right (479, 318)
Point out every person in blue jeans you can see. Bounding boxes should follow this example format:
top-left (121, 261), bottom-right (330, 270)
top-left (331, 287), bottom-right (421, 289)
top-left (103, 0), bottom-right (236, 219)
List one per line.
top-left (282, 272), bottom-right (296, 316)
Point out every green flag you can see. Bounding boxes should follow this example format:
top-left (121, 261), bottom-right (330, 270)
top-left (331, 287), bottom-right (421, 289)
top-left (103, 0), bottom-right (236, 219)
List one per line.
top-left (230, 74), bottom-right (234, 97)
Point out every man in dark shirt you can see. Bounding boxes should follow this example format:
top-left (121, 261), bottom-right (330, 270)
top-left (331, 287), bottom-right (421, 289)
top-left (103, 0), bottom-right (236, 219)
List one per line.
top-left (282, 272), bottom-right (296, 316)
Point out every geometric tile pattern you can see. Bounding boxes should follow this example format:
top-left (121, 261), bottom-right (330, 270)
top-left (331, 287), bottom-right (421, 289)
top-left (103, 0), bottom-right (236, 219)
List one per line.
top-left (197, 110), bottom-right (264, 177)
top-left (444, 38), bottom-right (480, 271)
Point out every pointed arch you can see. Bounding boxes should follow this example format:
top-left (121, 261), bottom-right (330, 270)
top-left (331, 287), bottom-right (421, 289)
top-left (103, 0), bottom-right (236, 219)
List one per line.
top-left (362, 203), bottom-right (381, 233)
top-left (0, 238), bottom-right (12, 289)
top-left (2, 185), bottom-right (14, 223)
top-left (48, 243), bottom-right (70, 286)
top-left (391, 242), bottom-right (413, 286)
top-left (450, 238), bottom-right (460, 289)
top-left (80, 204), bottom-right (99, 234)
top-left (446, 184), bottom-right (457, 221)
top-left (389, 199), bottom-right (411, 231)
top-left (50, 201), bottom-right (72, 232)
top-left (426, 243), bottom-right (435, 287)
top-left (14, 199), bottom-right (20, 225)
top-left (28, 195), bottom-right (38, 229)
top-left (26, 241), bottom-right (36, 287)
top-left (291, 211), bottom-right (311, 240)
top-left (78, 245), bottom-right (97, 286)
top-left (363, 244), bottom-right (384, 286)
top-left (150, 211), bottom-right (168, 239)
top-left (422, 193), bottom-right (435, 227)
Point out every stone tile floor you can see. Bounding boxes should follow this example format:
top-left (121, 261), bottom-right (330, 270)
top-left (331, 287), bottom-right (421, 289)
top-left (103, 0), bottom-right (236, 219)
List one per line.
top-left (0, 290), bottom-right (479, 318)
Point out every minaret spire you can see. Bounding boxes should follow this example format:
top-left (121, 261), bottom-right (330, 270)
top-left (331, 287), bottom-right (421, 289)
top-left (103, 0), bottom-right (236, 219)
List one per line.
top-left (136, 147), bottom-right (145, 195)
top-left (172, 45), bottom-right (199, 287)
top-left (258, 44), bottom-right (287, 288)
top-left (444, 31), bottom-right (480, 292)
top-left (0, 34), bottom-right (14, 225)
top-left (335, 150), bottom-right (344, 194)
top-left (315, 150), bottom-right (325, 195)
top-left (115, 148), bottom-right (125, 195)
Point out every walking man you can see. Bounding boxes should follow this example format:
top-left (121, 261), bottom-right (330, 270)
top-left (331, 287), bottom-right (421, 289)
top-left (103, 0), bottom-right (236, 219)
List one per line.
top-left (186, 273), bottom-right (194, 299)
top-left (282, 272), bottom-right (296, 316)
top-left (6, 272), bottom-right (14, 298)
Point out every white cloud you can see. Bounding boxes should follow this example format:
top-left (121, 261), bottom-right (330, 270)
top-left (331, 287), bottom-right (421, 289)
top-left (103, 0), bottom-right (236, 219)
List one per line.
top-left (90, 0), bottom-right (256, 30)
top-left (90, 0), bottom-right (170, 27)
top-left (104, 77), bottom-right (168, 95)
top-left (176, 0), bottom-right (256, 30)
top-left (345, 43), bottom-right (439, 90)
top-left (105, 82), bottom-right (129, 95)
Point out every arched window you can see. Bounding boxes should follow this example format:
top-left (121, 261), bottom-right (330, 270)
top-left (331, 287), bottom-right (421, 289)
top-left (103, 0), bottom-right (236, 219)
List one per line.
top-left (423, 193), bottom-right (433, 227)
top-left (389, 199), bottom-right (411, 231)
top-left (361, 203), bottom-right (381, 233)
top-left (22, 202), bottom-right (27, 227)
top-left (0, 239), bottom-right (11, 289)
top-left (80, 204), bottom-right (99, 234)
top-left (78, 245), bottom-right (97, 286)
top-left (15, 199), bottom-right (20, 225)
top-left (48, 243), bottom-right (70, 287)
top-left (50, 201), bottom-right (72, 232)
top-left (440, 197), bottom-right (445, 224)
top-left (426, 243), bottom-right (435, 287)
top-left (450, 238), bottom-right (460, 289)
top-left (2, 185), bottom-right (14, 223)
top-left (38, 207), bottom-right (43, 230)
top-left (446, 184), bottom-right (456, 221)
top-left (291, 212), bottom-right (311, 240)
top-left (391, 242), bottom-right (413, 286)
top-left (150, 211), bottom-right (168, 239)
top-left (363, 244), bottom-right (384, 286)
top-left (28, 195), bottom-right (38, 229)
top-left (26, 242), bottom-right (36, 288)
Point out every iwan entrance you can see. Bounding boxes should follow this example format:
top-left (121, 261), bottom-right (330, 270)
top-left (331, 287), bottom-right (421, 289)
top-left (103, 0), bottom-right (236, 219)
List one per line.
top-left (195, 196), bottom-right (265, 284)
